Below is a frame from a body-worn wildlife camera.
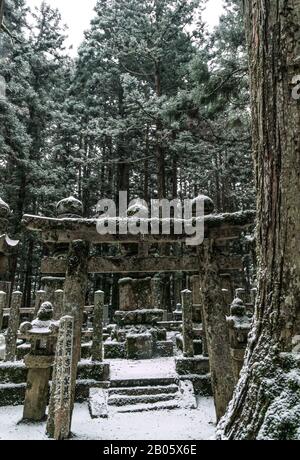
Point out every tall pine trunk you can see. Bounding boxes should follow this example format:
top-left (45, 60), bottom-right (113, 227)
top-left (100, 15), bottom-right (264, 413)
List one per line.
top-left (218, 0), bottom-right (300, 440)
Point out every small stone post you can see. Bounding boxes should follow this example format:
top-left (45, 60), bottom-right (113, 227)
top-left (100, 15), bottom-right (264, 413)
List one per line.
top-left (0, 291), bottom-right (7, 331)
top-left (227, 298), bottom-right (252, 383)
top-left (34, 290), bottom-right (46, 317)
top-left (5, 291), bottom-right (22, 361)
top-left (91, 291), bottom-right (104, 362)
top-left (53, 289), bottom-right (64, 320)
top-left (181, 289), bottom-right (194, 357)
top-left (191, 275), bottom-right (202, 322)
top-left (119, 278), bottom-right (134, 311)
top-left (46, 316), bottom-right (74, 440)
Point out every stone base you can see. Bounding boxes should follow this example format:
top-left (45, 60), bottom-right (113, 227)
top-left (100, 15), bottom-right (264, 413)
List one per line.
top-left (154, 341), bottom-right (174, 358)
top-left (126, 334), bottom-right (153, 360)
top-left (104, 342), bottom-right (126, 359)
top-left (193, 340), bottom-right (203, 356)
top-left (175, 356), bottom-right (210, 376)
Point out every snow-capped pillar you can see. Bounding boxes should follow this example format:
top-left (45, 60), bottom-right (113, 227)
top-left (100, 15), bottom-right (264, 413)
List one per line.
top-left (5, 290), bottom-right (22, 361)
top-left (181, 289), bottom-right (194, 358)
top-left (53, 289), bottom-right (64, 321)
top-left (0, 290), bottom-right (6, 331)
top-left (91, 290), bottom-right (104, 362)
top-left (46, 315), bottom-right (74, 440)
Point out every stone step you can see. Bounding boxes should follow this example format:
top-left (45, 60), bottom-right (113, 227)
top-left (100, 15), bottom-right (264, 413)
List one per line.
top-left (116, 399), bottom-right (181, 413)
top-left (110, 377), bottom-right (178, 388)
top-left (108, 383), bottom-right (178, 397)
top-left (108, 392), bottom-right (177, 407)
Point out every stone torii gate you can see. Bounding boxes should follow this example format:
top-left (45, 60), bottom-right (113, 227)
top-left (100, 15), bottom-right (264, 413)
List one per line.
top-left (22, 196), bottom-right (255, 424)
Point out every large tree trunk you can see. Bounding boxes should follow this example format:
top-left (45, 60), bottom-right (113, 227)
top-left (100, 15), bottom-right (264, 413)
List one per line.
top-left (218, 0), bottom-right (300, 440)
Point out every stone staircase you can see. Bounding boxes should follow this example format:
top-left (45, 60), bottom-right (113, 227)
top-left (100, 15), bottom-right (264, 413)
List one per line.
top-left (89, 377), bottom-right (197, 418)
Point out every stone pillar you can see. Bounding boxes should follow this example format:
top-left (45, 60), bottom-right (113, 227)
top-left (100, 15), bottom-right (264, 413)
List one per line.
top-left (198, 241), bottom-right (235, 422)
top-left (23, 360), bottom-right (52, 421)
top-left (151, 275), bottom-right (161, 309)
top-left (53, 289), bottom-right (64, 321)
top-left (46, 316), bottom-right (74, 440)
top-left (181, 289), bottom-right (194, 357)
top-left (103, 303), bottom-right (109, 325)
top-left (91, 291), bottom-right (104, 362)
top-left (119, 278), bottom-right (134, 311)
top-left (63, 240), bottom-right (89, 415)
top-left (227, 298), bottom-right (252, 383)
top-left (173, 272), bottom-right (183, 308)
top-left (191, 275), bottom-right (202, 322)
top-left (119, 277), bottom-right (153, 311)
top-left (0, 291), bottom-right (7, 331)
top-left (34, 290), bottom-right (46, 317)
top-left (5, 291), bottom-right (22, 362)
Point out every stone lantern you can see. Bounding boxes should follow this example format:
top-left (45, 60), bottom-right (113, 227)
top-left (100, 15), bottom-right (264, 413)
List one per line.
top-left (20, 301), bottom-right (59, 422)
top-left (56, 196), bottom-right (83, 218)
top-left (227, 297), bottom-right (252, 383)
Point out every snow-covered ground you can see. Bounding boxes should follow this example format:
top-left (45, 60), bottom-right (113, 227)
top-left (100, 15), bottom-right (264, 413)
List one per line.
top-left (0, 399), bottom-right (216, 440)
top-left (110, 357), bottom-right (177, 380)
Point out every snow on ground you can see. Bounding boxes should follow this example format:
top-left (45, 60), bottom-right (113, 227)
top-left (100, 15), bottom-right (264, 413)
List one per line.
top-left (110, 357), bottom-right (177, 380)
top-left (0, 398), bottom-right (216, 440)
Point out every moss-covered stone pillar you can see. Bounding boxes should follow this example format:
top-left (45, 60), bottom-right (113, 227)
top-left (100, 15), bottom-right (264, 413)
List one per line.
top-left (151, 275), bottom-right (161, 309)
top-left (119, 277), bottom-right (134, 311)
top-left (91, 290), bottom-right (104, 362)
top-left (191, 275), bottom-right (202, 322)
top-left (5, 290), bottom-right (22, 362)
top-left (199, 240), bottom-right (235, 421)
top-left (181, 289), bottom-right (194, 357)
top-left (53, 289), bottom-right (64, 321)
top-left (63, 239), bottom-right (89, 415)
top-left (46, 315), bottom-right (74, 440)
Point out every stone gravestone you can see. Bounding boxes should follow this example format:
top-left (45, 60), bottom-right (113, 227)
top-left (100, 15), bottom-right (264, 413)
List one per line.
top-left (46, 315), bottom-right (74, 440)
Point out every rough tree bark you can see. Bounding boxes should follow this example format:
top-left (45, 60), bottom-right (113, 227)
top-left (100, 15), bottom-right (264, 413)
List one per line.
top-left (218, 0), bottom-right (300, 440)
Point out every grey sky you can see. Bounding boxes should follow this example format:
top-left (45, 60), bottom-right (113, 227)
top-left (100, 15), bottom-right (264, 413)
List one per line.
top-left (27, 0), bottom-right (225, 55)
